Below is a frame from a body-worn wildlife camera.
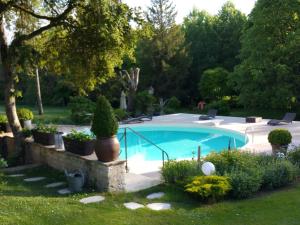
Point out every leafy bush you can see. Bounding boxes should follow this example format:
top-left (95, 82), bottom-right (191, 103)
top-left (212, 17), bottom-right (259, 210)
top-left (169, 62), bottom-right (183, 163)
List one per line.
top-left (0, 115), bottom-right (8, 123)
top-left (34, 123), bottom-right (58, 134)
top-left (91, 96), bottom-right (118, 138)
top-left (22, 128), bottom-right (32, 138)
top-left (68, 96), bottom-right (95, 124)
top-left (0, 156), bottom-right (7, 168)
top-left (114, 108), bottom-right (127, 121)
top-left (260, 159), bottom-right (298, 190)
top-left (17, 108), bottom-right (34, 121)
top-left (162, 160), bottom-right (202, 187)
top-left (64, 129), bottom-right (95, 142)
top-left (268, 129), bottom-right (292, 146)
top-left (185, 175), bottom-right (231, 202)
top-left (166, 97), bottom-right (181, 109)
top-left (226, 168), bottom-right (263, 199)
top-left (287, 147), bottom-right (300, 167)
top-left (206, 100), bottom-right (230, 115)
top-left (135, 91), bottom-right (156, 114)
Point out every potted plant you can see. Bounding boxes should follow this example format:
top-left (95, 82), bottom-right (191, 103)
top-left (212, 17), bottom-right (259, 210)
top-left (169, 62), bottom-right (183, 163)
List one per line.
top-left (91, 96), bottom-right (120, 162)
top-left (63, 130), bottom-right (95, 156)
top-left (32, 123), bottom-right (61, 145)
top-left (0, 114), bottom-right (11, 133)
top-left (268, 129), bottom-right (292, 155)
top-left (17, 108), bottom-right (34, 129)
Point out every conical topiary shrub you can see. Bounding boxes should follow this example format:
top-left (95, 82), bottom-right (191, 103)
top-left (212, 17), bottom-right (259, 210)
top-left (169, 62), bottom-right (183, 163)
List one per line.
top-left (91, 96), bottom-right (120, 162)
top-left (91, 96), bottom-right (119, 138)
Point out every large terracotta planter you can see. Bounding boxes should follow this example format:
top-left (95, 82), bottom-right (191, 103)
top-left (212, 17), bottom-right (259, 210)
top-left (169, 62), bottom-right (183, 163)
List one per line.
top-left (95, 136), bottom-right (120, 162)
top-left (63, 137), bottom-right (95, 156)
top-left (271, 144), bottom-right (288, 156)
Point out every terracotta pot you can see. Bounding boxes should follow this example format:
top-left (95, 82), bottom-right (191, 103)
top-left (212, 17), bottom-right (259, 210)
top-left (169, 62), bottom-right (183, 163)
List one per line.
top-left (63, 137), bottom-right (95, 156)
top-left (95, 136), bottom-right (120, 162)
top-left (271, 144), bottom-right (288, 156)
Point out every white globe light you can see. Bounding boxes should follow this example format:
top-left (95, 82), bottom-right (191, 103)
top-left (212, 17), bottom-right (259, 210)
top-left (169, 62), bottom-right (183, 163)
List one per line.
top-left (201, 162), bottom-right (216, 176)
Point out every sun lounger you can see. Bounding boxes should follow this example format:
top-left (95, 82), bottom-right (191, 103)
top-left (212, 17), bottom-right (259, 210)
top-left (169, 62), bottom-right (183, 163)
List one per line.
top-left (199, 109), bottom-right (218, 120)
top-left (267, 113), bottom-right (296, 126)
top-left (121, 115), bottom-right (153, 124)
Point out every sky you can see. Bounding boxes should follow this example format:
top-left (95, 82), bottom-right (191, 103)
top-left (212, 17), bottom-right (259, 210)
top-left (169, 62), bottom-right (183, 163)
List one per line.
top-left (123, 0), bottom-right (257, 23)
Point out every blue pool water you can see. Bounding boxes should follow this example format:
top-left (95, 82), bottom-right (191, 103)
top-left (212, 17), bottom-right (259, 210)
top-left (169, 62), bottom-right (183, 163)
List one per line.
top-left (116, 125), bottom-right (247, 161)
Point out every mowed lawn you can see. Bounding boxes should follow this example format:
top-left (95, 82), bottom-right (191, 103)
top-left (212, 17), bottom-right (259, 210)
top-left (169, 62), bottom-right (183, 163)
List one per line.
top-left (0, 166), bottom-right (300, 225)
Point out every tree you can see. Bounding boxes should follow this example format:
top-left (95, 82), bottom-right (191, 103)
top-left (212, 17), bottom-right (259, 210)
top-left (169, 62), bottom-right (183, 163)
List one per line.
top-left (232, 0), bottom-right (300, 110)
top-left (0, 0), bottom-right (134, 160)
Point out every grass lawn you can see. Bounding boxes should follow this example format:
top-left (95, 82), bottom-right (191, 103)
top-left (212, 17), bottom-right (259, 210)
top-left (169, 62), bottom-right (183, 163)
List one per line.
top-left (1, 166), bottom-right (300, 225)
top-left (0, 105), bottom-right (72, 124)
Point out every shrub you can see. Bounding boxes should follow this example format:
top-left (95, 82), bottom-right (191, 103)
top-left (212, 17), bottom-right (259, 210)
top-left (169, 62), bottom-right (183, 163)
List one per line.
top-left (287, 147), bottom-right (300, 167)
top-left (260, 159), bottom-right (298, 190)
top-left (114, 109), bottom-right (127, 121)
top-left (268, 129), bottom-right (292, 146)
top-left (22, 128), bottom-right (32, 138)
top-left (17, 108), bottom-right (34, 121)
top-left (34, 123), bottom-right (58, 134)
top-left (185, 175), bottom-right (231, 202)
top-left (135, 91), bottom-right (156, 114)
top-left (0, 156), bottom-right (7, 168)
top-left (206, 100), bottom-right (230, 115)
top-left (64, 129), bottom-right (95, 142)
top-left (166, 97), bottom-right (181, 109)
top-left (0, 115), bottom-right (8, 123)
top-left (91, 96), bottom-right (118, 138)
top-left (162, 160), bottom-right (202, 187)
top-left (226, 168), bottom-right (263, 199)
top-left (68, 96), bottom-right (95, 124)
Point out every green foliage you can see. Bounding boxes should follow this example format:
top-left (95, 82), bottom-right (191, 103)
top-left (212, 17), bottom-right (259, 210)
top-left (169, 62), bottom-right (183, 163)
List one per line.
top-left (0, 156), bottom-right (7, 168)
top-left (162, 160), bottom-right (202, 187)
top-left (206, 100), bottom-right (230, 115)
top-left (199, 67), bottom-right (230, 101)
top-left (34, 123), bottom-right (58, 134)
top-left (260, 158), bottom-right (298, 190)
top-left (268, 129), bottom-right (292, 146)
top-left (232, 0), bottom-right (300, 110)
top-left (185, 175), bottom-right (231, 202)
top-left (135, 91), bottom-right (156, 114)
top-left (91, 96), bottom-right (118, 138)
top-left (287, 147), bottom-right (300, 167)
top-left (0, 115), bottom-right (8, 123)
top-left (114, 109), bottom-right (128, 121)
top-left (68, 96), bottom-right (95, 124)
top-left (17, 108), bottom-right (34, 121)
top-left (64, 130), bottom-right (95, 142)
top-left (166, 96), bottom-right (181, 109)
top-left (22, 128), bottom-right (32, 138)
top-left (226, 168), bottom-right (263, 199)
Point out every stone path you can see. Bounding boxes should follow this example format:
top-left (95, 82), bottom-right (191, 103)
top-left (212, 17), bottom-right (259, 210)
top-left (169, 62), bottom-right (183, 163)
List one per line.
top-left (57, 188), bottom-right (72, 195)
top-left (79, 196), bottom-right (105, 204)
top-left (7, 174), bottom-right (25, 177)
top-left (146, 192), bottom-right (165, 200)
top-left (147, 203), bottom-right (171, 211)
top-left (124, 202), bottom-right (145, 210)
top-left (24, 177), bottom-right (46, 182)
top-left (45, 182), bottom-right (66, 188)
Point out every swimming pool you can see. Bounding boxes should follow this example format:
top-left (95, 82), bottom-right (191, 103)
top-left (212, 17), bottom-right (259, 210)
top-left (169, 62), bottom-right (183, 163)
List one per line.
top-left (117, 125), bottom-right (247, 161)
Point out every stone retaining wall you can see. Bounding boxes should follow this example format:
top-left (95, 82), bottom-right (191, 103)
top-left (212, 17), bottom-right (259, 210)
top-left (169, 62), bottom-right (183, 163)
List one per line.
top-left (1, 135), bottom-right (126, 192)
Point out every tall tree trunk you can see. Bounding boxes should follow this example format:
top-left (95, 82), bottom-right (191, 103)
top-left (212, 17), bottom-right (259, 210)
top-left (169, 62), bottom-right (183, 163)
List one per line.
top-left (35, 67), bottom-right (43, 115)
top-left (0, 17), bottom-right (23, 162)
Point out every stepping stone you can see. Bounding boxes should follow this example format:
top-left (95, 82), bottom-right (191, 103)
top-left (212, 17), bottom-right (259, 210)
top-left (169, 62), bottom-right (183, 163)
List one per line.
top-left (146, 192), bottom-right (165, 200)
top-left (79, 196), bottom-right (105, 204)
top-left (7, 174), bottom-right (25, 177)
top-left (24, 177), bottom-right (46, 182)
top-left (57, 188), bottom-right (72, 195)
top-left (45, 182), bottom-right (66, 188)
top-left (147, 203), bottom-right (171, 211)
top-left (124, 202), bottom-right (145, 210)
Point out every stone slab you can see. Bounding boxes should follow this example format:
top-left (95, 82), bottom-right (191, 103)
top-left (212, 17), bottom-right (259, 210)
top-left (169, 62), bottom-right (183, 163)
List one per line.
top-left (79, 196), bottom-right (105, 204)
top-left (146, 192), bottom-right (165, 200)
top-left (7, 174), bottom-right (25, 177)
top-left (45, 182), bottom-right (66, 188)
top-left (147, 203), bottom-right (171, 211)
top-left (124, 202), bottom-right (145, 210)
top-left (24, 177), bottom-right (46, 182)
top-left (57, 188), bottom-right (72, 195)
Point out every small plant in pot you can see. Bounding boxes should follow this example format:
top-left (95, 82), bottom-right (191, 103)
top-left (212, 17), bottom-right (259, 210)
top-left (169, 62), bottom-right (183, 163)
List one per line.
top-left (32, 123), bottom-right (61, 146)
top-left (17, 108), bottom-right (34, 129)
top-left (63, 130), bottom-right (95, 156)
top-left (91, 96), bottom-right (120, 162)
top-left (268, 129), bottom-right (292, 155)
top-left (0, 114), bottom-right (11, 133)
